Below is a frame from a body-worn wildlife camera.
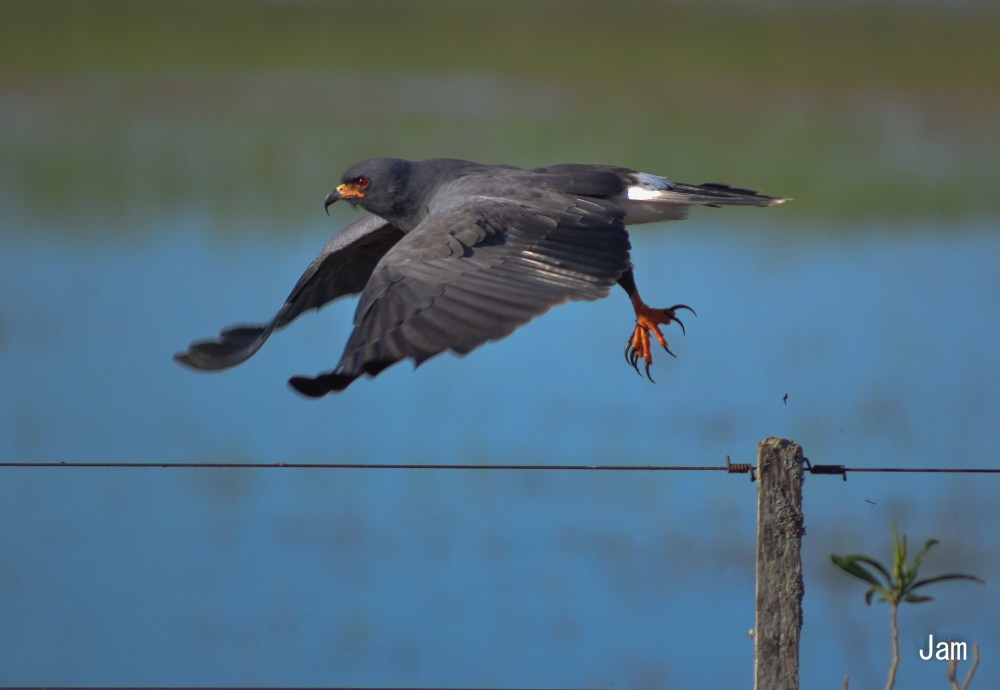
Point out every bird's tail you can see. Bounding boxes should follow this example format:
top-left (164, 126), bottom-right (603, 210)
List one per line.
top-left (663, 182), bottom-right (790, 207)
top-left (619, 174), bottom-right (789, 224)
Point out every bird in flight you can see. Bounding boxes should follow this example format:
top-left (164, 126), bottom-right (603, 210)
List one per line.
top-left (175, 157), bottom-right (787, 396)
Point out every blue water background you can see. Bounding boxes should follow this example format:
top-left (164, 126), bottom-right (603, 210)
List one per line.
top-left (2, 213), bottom-right (997, 688)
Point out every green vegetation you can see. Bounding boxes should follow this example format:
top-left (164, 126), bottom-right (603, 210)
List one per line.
top-left (2, 1), bottom-right (998, 235)
top-left (832, 524), bottom-right (983, 690)
top-left (3, 1), bottom-right (998, 93)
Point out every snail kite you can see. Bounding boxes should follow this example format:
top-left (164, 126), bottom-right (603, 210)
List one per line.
top-left (175, 157), bottom-right (787, 396)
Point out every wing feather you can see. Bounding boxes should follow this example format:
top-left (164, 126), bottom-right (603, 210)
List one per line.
top-left (290, 195), bottom-right (630, 395)
top-left (174, 214), bottom-right (403, 371)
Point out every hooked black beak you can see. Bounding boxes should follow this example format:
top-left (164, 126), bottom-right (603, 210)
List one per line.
top-left (324, 182), bottom-right (366, 215)
top-left (323, 188), bottom-right (341, 216)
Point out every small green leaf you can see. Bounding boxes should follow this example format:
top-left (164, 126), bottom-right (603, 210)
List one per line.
top-left (903, 593), bottom-right (933, 604)
top-left (910, 573), bottom-right (985, 591)
top-left (892, 526), bottom-right (908, 583)
top-left (906, 538), bottom-right (939, 583)
top-left (832, 555), bottom-right (884, 587)
top-left (846, 555), bottom-right (893, 585)
top-left (864, 585), bottom-right (891, 606)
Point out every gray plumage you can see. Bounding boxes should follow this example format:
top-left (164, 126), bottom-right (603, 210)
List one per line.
top-left (174, 213), bottom-right (403, 372)
top-left (174, 157), bottom-right (787, 396)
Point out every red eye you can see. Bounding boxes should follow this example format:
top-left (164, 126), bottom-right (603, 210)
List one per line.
top-left (355, 176), bottom-right (369, 188)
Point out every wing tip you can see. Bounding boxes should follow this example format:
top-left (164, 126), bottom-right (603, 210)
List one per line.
top-left (172, 351), bottom-right (197, 368)
top-left (172, 345), bottom-right (229, 371)
top-left (289, 372), bottom-right (357, 397)
top-left (173, 323), bottom-right (273, 372)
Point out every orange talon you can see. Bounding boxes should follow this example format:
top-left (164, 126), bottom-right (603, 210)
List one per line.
top-left (624, 293), bottom-right (694, 381)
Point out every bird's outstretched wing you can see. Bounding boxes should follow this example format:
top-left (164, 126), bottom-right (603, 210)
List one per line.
top-left (174, 214), bottom-right (403, 371)
top-left (290, 193), bottom-right (631, 396)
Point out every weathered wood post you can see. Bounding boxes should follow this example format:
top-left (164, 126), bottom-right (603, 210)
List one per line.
top-left (753, 437), bottom-right (805, 690)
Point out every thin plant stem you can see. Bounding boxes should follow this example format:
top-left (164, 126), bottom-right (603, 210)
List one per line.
top-left (885, 602), bottom-right (899, 690)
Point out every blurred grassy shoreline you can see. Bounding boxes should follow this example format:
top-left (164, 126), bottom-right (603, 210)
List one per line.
top-left (2, 1), bottom-right (998, 235)
top-left (4, 2), bottom-right (998, 91)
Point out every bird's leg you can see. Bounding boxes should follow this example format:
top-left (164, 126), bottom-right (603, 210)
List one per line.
top-left (617, 269), bottom-right (694, 382)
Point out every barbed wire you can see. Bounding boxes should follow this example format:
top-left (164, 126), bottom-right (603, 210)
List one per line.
top-left (1, 460), bottom-right (997, 483)
top-left (0, 461), bottom-right (733, 470)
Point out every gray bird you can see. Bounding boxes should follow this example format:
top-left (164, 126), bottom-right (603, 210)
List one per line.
top-left (175, 157), bottom-right (787, 396)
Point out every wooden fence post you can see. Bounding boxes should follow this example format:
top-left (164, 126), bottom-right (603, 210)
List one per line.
top-left (753, 437), bottom-right (805, 690)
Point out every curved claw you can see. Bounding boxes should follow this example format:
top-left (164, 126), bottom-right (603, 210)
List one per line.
top-left (670, 304), bottom-right (695, 336)
top-left (624, 301), bottom-right (696, 382)
top-left (625, 341), bottom-right (641, 374)
top-left (625, 338), bottom-right (656, 379)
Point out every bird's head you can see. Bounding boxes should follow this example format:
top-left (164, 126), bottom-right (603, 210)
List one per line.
top-left (324, 157), bottom-right (415, 225)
